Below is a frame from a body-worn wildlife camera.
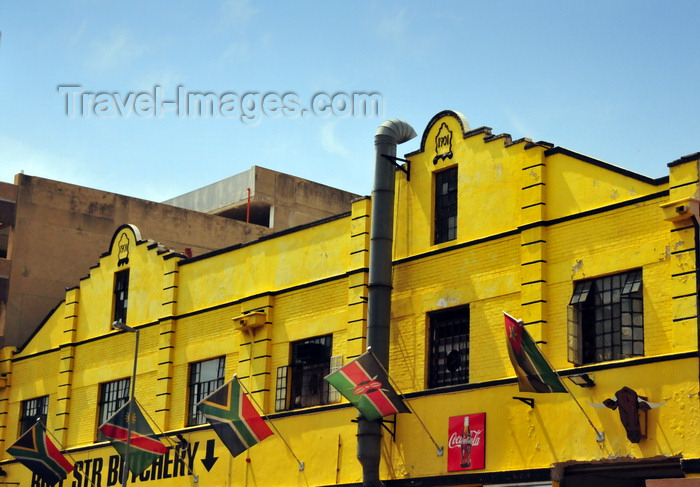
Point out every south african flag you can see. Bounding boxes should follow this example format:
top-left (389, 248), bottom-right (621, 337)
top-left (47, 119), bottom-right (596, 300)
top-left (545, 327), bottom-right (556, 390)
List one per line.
top-left (196, 378), bottom-right (273, 458)
top-left (7, 421), bottom-right (73, 486)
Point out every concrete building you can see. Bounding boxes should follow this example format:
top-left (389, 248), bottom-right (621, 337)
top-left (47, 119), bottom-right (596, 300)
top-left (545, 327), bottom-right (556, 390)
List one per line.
top-left (0, 167), bottom-right (358, 348)
top-left (1, 111), bottom-right (699, 487)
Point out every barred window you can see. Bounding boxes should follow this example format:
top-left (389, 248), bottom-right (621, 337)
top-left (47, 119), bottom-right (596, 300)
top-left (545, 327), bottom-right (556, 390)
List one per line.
top-left (187, 357), bottom-right (226, 426)
top-left (97, 378), bottom-right (130, 441)
top-left (113, 269), bottom-right (130, 325)
top-left (434, 166), bottom-right (458, 244)
top-left (19, 396), bottom-right (48, 435)
top-left (428, 306), bottom-right (469, 388)
top-left (276, 335), bottom-right (332, 411)
top-left (568, 269), bottom-right (644, 365)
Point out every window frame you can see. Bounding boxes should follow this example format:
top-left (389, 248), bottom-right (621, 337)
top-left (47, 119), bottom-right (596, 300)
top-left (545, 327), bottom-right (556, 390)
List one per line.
top-left (97, 378), bottom-right (130, 441)
top-left (427, 305), bottom-right (470, 389)
top-left (568, 269), bottom-right (644, 365)
top-left (275, 335), bottom-right (332, 411)
top-left (19, 395), bottom-right (48, 436)
top-left (113, 269), bottom-right (130, 325)
top-left (187, 356), bottom-right (226, 426)
top-left (434, 166), bottom-right (458, 244)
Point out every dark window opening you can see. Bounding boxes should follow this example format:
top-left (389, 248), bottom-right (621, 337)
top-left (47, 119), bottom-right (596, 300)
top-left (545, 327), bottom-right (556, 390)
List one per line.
top-left (428, 306), bottom-right (469, 388)
top-left (19, 396), bottom-right (48, 436)
top-left (113, 269), bottom-right (130, 325)
top-left (187, 357), bottom-right (225, 426)
top-left (97, 378), bottom-right (130, 441)
top-left (276, 335), bottom-right (332, 411)
top-left (568, 269), bottom-right (643, 365)
top-left (434, 166), bottom-right (458, 244)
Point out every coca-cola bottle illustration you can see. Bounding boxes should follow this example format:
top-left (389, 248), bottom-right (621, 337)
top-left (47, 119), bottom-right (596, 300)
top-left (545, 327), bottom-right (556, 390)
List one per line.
top-left (460, 415), bottom-right (472, 468)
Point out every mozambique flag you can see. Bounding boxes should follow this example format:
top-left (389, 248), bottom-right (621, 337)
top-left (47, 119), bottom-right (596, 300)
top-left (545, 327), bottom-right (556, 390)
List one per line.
top-left (504, 312), bottom-right (567, 393)
top-left (324, 351), bottom-right (410, 421)
top-left (98, 399), bottom-right (168, 477)
top-left (7, 421), bottom-right (73, 486)
top-left (196, 378), bottom-right (273, 458)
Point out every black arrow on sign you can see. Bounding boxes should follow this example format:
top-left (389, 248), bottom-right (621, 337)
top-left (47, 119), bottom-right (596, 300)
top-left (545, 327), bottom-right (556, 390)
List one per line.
top-left (201, 439), bottom-right (218, 471)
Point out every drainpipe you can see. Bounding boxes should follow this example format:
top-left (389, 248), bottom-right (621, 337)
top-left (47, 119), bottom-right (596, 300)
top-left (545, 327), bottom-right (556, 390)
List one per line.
top-left (357, 119), bottom-right (416, 487)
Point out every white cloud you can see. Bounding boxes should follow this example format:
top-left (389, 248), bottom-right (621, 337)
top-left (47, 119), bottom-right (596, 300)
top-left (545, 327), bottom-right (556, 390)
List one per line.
top-left (219, 0), bottom-right (257, 29)
top-left (89, 28), bottom-right (146, 73)
top-left (319, 122), bottom-right (351, 160)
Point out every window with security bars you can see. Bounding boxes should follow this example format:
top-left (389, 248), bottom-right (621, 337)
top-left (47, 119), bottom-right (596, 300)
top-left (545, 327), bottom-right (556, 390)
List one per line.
top-left (275, 335), bottom-right (332, 411)
top-left (19, 396), bottom-right (48, 435)
top-left (113, 269), bottom-right (129, 325)
top-left (97, 378), bottom-right (130, 441)
top-left (428, 306), bottom-right (469, 388)
top-left (187, 357), bottom-right (225, 426)
top-left (568, 269), bottom-right (643, 365)
top-left (434, 166), bottom-right (458, 244)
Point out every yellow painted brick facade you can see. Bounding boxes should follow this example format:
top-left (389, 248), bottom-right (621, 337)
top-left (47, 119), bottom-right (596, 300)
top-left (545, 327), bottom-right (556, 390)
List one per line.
top-left (1, 112), bottom-right (699, 486)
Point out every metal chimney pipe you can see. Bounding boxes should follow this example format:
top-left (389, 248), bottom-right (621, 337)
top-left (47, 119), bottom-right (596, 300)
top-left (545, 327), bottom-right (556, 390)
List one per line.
top-left (357, 119), bottom-right (416, 487)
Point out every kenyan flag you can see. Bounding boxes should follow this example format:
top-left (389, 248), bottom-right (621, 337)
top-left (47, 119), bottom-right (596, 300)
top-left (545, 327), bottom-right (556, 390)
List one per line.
top-left (325, 350), bottom-right (410, 421)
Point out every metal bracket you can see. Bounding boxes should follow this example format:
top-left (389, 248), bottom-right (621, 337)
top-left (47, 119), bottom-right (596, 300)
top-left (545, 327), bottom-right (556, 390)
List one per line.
top-left (380, 415), bottom-right (397, 441)
top-left (513, 396), bottom-right (535, 408)
top-left (351, 415), bottom-right (397, 441)
top-left (382, 154), bottom-right (411, 181)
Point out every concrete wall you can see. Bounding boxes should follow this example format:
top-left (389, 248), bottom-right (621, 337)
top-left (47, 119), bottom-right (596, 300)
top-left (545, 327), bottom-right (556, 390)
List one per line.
top-left (163, 166), bottom-right (360, 229)
top-left (2, 173), bottom-right (274, 348)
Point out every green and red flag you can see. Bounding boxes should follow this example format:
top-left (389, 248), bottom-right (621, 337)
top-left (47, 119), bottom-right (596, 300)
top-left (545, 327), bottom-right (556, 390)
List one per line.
top-left (98, 399), bottom-right (168, 477)
top-left (196, 377), bottom-right (273, 458)
top-left (7, 421), bottom-right (73, 486)
top-left (324, 350), bottom-right (410, 421)
top-left (504, 312), bottom-right (567, 393)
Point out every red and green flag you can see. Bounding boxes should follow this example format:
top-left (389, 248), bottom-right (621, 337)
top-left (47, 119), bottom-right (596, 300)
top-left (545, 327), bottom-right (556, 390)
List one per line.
top-left (504, 312), bottom-right (567, 393)
top-left (7, 421), bottom-right (73, 486)
top-left (196, 377), bottom-right (273, 458)
top-left (98, 399), bottom-right (168, 477)
top-left (324, 350), bottom-right (410, 421)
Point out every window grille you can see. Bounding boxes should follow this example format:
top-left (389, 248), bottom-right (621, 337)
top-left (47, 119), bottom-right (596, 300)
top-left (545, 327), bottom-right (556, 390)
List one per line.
top-left (113, 269), bottom-right (130, 324)
top-left (19, 396), bottom-right (48, 435)
top-left (434, 166), bottom-right (458, 244)
top-left (328, 355), bottom-right (343, 403)
top-left (428, 306), bottom-right (469, 388)
top-left (187, 357), bottom-right (225, 426)
top-left (276, 335), bottom-right (332, 411)
top-left (568, 269), bottom-right (644, 365)
top-left (97, 378), bottom-right (130, 441)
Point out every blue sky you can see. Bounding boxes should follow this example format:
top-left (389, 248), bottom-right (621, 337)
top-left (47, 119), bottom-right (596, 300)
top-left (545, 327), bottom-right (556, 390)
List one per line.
top-left (1, 1), bottom-right (699, 201)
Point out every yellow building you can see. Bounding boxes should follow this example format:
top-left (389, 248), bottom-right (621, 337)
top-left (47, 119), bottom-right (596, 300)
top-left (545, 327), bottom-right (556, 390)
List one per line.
top-left (1, 110), bottom-right (699, 487)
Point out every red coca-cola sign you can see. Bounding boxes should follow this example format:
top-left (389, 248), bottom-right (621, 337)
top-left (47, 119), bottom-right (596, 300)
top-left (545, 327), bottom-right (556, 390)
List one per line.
top-left (447, 413), bottom-right (485, 471)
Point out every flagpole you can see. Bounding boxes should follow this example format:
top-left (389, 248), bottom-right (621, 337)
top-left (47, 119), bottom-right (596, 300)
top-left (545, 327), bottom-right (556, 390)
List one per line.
top-left (136, 398), bottom-right (200, 481)
top-left (365, 349), bottom-right (443, 456)
top-left (234, 376), bottom-right (305, 471)
top-left (508, 315), bottom-right (604, 442)
top-left (40, 420), bottom-right (101, 487)
top-left (112, 320), bottom-right (139, 486)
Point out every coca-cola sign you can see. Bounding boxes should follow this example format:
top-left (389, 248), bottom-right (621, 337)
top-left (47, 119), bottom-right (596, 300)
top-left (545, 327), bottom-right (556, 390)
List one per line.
top-left (447, 413), bottom-right (485, 471)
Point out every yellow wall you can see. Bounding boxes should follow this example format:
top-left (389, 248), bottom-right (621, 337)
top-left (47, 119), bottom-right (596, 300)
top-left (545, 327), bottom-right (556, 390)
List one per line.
top-left (0, 111), bottom-right (698, 486)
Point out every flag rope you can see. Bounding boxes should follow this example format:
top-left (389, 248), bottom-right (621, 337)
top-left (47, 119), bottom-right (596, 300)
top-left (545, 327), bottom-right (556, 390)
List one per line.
top-left (39, 420), bottom-right (99, 487)
top-left (508, 316), bottom-right (605, 442)
top-left (539, 360), bottom-right (605, 442)
top-left (366, 349), bottom-right (443, 455)
top-left (135, 398), bottom-right (200, 479)
top-left (235, 376), bottom-right (305, 470)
